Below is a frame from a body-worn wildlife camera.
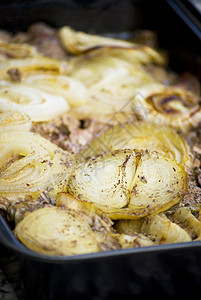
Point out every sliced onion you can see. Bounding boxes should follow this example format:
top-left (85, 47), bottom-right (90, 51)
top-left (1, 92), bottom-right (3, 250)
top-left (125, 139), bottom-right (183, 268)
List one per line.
top-left (68, 149), bottom-right (187, 219)
top-left (142, 86), bottom-right (201, 132)
top-left (58, 26), bottom-right (135, 54)
top-left (115, 214), bottom-right (191, 244)
top-left (58, 26), bottom-right (165, 65)
top-left (141, 213), bottom-right (191, 243)
top-left (128, 152), bottom-right (187, 215)
top-left (0, 131), bottom-right (75, 201)
top-left (70, 46), bottom-right (200, 132)
top-left (174, 207), bottom-right (201, 240)
top-left (23, 74), bottom-right (87, 107)
top-left (0, 83), bottom-right (69, 121)
top-left (70, 52), bottom-right (160, 120)
top-left (0, 111), bottom-right (31, 132)
top-left (79, 121), bottom-right (192, 171)
top-left (68, 149), bottom-right (136, 211)
top-left (15, 199), bottom-right (120, 255)
top-left (0, 57), bottom-right (70, 77)
top-left (0, 42), bottom-right (39, 61)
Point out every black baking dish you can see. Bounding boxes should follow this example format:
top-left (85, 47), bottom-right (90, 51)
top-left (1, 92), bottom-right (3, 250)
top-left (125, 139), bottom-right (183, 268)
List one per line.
top-left (0, 1), bottom-right (201, 299)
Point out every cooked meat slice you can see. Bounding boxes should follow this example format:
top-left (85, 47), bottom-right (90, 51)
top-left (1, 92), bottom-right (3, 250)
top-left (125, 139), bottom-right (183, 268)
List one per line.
top-left (165, 126), bottom-right (201, 214)
top-left (13, 22), bottom-right (68, 59)
top-left (27, 23), bottom-right (68, 59)
top-left (32, 114), bottom-right (108, 154)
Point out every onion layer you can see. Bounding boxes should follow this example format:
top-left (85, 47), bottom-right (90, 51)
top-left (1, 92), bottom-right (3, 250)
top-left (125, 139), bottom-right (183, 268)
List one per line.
top-left (79, 121), bottom-right (192, 171)
top-left (0, 131), bottom-right (75, 201)
top-left (68, 149), bottom-right (187, 219)
top-left (141, 86), bottom-right (201, 133)
top-left (58, 26), bottom-right (165, 65)
top-left (0, 83), bottom-right (69, 121)
top-left (68, 150), bottom-right (136, 210)
top-left (15, 193), bottom-right (120, 256)
top-left (69, 50), bottom-right (163, 121)
top-left (0, 42), bottom-right (39, 61)
top-left (0, 111), bottom-right (31, 132)
top-left (23, 74), bottom-right (87, 107)
top-left (0, 57), bottom-right (70, 77)
top-left (115, 213), bottom-right (191, 244)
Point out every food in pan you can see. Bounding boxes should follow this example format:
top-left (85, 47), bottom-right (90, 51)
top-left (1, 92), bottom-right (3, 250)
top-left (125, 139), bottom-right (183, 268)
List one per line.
top-left (0, 23), bottom-right (201, 256)
top-left (79, 121), bottom-right (192, 170)
top-left (68, 149), bottom-right (187, 219)
top-left (15, 192), bottom-right (154, 255)
top-left (0, 131), bottom-right (75, 202)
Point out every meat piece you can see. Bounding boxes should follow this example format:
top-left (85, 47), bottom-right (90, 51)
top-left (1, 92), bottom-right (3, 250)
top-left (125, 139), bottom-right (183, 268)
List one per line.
top-left (180, 176), bottom-right (201, 213)
top-left (27, 23), bottom-right (68, 59)
top-left (32, 114), bottom-right (107, 154)
top-left (32, 114), bottom-right (78, 150)
top-left (12, 32), bottom-right (29, 43)
top-left (7, 68), bottom-right (21, 82)
top-left (167, 127), bottom-right (201, 214)
top-left (12, 22), bottom-right (68, 59)
top-left (64, 120), bottom-right (108, 154)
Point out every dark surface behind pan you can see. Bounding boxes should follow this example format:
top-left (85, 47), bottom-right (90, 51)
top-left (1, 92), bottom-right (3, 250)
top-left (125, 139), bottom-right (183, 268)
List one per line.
top-left (0, 1), bottom-right (201, 299)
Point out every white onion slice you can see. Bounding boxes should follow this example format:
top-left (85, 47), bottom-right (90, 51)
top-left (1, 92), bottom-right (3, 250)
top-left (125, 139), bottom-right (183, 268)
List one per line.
top-left (0, 83), bottom-right (69, 121)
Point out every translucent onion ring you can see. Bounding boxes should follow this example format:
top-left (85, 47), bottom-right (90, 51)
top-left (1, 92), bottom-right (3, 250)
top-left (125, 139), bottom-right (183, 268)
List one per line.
top-left (69, 52), bottom-right (161, 121)
top-left (115, 214), bottom-right (191, 244)
top-left (0, 111), bottom-right (31, 132)
top-left (0, 42), bottom-right (39, 61)
top-left (68, 149), bottom-right (187, 219)
top-left (23, 74), bottom-right (87, 107)
top-left (79, 121), bottom-right (192, 171)
top-left (0, 131), bottom-right (75, 201)
top-left (15, 197), bottom-right (120, 256)
top-left (0, 83), bottom-right (69, 122)
top-left (0, 56), bottom-right (71, 77)
top-left (58, 26), bottom-right (165, 65)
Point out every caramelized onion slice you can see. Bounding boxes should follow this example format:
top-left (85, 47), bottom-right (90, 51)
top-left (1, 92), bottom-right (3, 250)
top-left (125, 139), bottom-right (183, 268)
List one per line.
top-left (58, 26), bottom-right (134, 54)
top-left (15, 198), bottom-right (120, 256)
top-left (0, 131), bottom-right (75, 201)
top-left (79, 121), bottom-right (192, 170)
top-left (115, 213), bottom-right (191, 244)
top-left (0, 83), bottom-right (69, 121)
top-left (0, 111), bottom-right (31, 132)
top-left (0, 42), bottom-right (39, 61)
top-left (141, 213), bottom-right (191, 243)
top-left (68, 149), bottom-right (187, 219)
top-left (142, 86), bottom-right (201, 132)
top-left (0, 56), bottom-right (70, 77)
top-left (174, 207), bottom-right (201, 240)
top-left (58, 26), bottom-right (165, 65)
top-left (15, 192), bottom-right (154, 256)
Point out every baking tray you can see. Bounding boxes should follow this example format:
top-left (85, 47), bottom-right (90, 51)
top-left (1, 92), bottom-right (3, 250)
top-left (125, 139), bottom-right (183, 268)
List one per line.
top-left (0, 1), bottom-right (201, 299)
